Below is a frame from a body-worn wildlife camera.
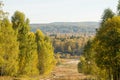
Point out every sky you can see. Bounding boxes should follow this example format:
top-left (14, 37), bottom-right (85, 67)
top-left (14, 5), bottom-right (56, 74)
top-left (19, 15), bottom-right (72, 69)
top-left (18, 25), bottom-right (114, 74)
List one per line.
top-left (3, 0), bottom-right (118, 23)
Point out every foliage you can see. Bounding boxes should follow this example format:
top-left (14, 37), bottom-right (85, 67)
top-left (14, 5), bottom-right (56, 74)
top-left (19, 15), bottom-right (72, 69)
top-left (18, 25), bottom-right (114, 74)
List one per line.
top-left (78, 1), bottom-right (120, 80)
top-left (117, 0), bottom-right (120, 15)
top-left (22, 32), bottom-right (39, 76)
top-left (94, 16), bottom-right (120, 80)
top-left (52, 35), bottom-right (90, 56)
top-left (78, 40), bottom-right (108, 79)
top-left (0, 18), bottom-right (19, 76)
top-left (35, 29), bottom-right (56, 75)
top-left (12, 11), bottom-right (31, 75)
top-left (11, 11), bottom-right (56, 76)
top-left (0, 6), bottom-right (55, 77)
top-left (101, 8), bottom-right (115, 25)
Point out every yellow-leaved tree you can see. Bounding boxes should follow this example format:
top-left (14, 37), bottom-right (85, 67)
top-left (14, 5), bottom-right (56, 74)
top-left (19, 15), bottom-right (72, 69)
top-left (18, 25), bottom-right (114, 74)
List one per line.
top-left (35, 29), bottom-right (56, 75)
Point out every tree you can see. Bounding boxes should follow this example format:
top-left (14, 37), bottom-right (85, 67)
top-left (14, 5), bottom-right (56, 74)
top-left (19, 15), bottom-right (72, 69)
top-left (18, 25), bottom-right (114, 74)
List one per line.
top-left (78, 40), bottom-right (95, 74)
top-left (78, 39), bottom-right (109, 79)
top-left (101, 8), bottom-right (115, 25)
top-left (11, 11), bottom-right (30, 75)
top-left (35, 29), bottom-right (56, 75)
top-left (21, 32), bottom-right (39, 76)
top-left (94, 16), bottom-right (120, 80)
top-left (78, 56), bottom-right (86, 73)
top-left (0, 1), bottom-right (8, 20)
top-left (0, 18), bottom-right (19, 76)
top-left (83, 40), bottom-right (93, 60)
top-left (0, 2), bottom-right (19, 76)
top-left (117, 0), bottom-right (120, 15)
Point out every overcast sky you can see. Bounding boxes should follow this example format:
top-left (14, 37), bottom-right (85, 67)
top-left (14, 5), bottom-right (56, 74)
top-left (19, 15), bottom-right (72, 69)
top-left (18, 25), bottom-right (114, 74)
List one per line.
top-left (3, 0), bottom-right (118, 23)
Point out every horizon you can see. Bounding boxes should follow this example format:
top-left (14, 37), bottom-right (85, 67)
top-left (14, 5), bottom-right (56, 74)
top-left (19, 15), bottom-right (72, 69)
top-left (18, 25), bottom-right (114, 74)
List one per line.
top-left (4, 0), bottom-right (118, 23)
top-left (30, 21), bottom-right (100, 24)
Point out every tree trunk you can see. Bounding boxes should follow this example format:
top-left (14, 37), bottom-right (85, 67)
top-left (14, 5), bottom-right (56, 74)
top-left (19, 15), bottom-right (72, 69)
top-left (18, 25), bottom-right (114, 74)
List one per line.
top-left (108, 68), bottom-right (112, 80)
top-left (113, 70), bottom-right (120, 80)
top-left (113, 71), bottom-right (117, 80)
top-left (118, 67), bottom-right (120, 80)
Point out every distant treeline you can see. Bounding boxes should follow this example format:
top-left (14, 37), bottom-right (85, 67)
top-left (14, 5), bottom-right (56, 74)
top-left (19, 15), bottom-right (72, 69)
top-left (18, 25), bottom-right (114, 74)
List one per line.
top-left (30, 22), bottom-right (99, 35)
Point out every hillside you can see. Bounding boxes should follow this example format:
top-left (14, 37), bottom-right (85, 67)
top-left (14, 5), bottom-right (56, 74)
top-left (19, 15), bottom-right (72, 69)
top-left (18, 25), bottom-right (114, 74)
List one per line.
top-left (30, 22), bottom-right (100, 35)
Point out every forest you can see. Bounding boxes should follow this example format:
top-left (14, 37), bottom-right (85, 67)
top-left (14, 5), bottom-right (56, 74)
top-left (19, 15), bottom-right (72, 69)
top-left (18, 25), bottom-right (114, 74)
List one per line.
top-left (0, 0), bottom-right (120, 80)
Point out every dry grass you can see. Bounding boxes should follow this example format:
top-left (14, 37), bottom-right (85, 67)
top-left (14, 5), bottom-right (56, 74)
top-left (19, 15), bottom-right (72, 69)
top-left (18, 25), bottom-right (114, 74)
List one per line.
top-left (0, 76), bottom-right (12, 80)
top-left (48, 59), bottom-right (89, 80)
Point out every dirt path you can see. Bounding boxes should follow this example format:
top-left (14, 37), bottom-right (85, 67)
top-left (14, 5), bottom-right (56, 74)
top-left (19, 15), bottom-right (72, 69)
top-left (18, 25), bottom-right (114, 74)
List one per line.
top-left (48, 59), bottom-right (87, 80)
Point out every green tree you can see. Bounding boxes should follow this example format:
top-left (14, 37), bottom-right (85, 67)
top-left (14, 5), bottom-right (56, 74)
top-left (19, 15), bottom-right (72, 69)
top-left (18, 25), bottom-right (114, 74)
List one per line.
top-left (83, 40), bottom-right (93, 60)
top-left (35, 29), bottom-right (56, 75)
top-left (94, 16), bottom-right (120, 80)
top-left (117, 0), bottom-right (120, 15)
top-left (101, 8), bottom-right (115, 25)
top-left (78, 40), bottom-right (108, 79)
top-left (78, 40), bottom-right (95, 75)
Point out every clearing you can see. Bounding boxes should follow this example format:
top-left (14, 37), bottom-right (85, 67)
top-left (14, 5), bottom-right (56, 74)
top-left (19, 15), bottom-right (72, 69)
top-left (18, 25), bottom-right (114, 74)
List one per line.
top-left (45, 59), bottom-right (88, 80)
